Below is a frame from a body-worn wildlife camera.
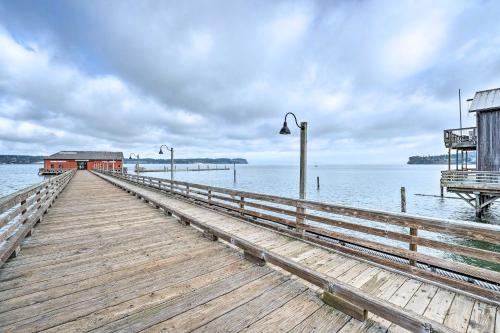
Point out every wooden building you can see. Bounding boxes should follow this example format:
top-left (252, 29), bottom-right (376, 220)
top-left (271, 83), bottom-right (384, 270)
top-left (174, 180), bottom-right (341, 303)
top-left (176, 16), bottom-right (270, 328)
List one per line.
top-left (441, 87), bottom-right (500, 217)
top-left (470, 88), bottom-right (500, 171)
top-left (40, 151), bottom-right (124, 175)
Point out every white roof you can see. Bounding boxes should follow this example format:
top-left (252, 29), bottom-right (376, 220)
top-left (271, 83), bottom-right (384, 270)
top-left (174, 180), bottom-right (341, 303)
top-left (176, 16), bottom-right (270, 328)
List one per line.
top-left (469, 88), bottom-right (500, 112)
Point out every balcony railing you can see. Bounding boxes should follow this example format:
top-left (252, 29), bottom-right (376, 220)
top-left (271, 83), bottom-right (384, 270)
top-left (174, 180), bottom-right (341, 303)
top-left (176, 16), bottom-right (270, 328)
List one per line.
top-left (444, 127), bottom-right (477, 149)
top-left (441, 170), bottom-right (500, 190)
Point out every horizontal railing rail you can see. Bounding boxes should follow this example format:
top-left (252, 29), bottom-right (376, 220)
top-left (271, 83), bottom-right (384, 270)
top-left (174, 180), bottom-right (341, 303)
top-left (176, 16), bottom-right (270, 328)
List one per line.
top-left (96, 170), bottom-right (500, 301)
top-left (0, 170), bottom-right (75, 266)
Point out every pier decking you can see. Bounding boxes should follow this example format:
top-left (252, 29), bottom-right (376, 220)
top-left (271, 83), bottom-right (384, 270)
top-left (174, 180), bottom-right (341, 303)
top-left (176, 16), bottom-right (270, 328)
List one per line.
top-left (0, 171), bottom-right (499, 332)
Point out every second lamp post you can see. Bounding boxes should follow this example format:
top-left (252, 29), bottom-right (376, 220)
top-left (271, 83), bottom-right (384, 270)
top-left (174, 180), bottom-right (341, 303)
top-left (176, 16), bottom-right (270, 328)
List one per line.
top-left (279, 112), bottom-right (307, 200)
top-left (159, 145), bottom-right (174, 181)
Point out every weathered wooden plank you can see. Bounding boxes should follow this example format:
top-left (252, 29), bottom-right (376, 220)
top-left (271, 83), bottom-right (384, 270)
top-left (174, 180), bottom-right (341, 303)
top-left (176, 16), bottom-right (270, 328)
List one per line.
top-left (444, 294), bottom-right (476, 332)
top-left (192, 279), bottom-right (308, 333)
top-left (0, 249), bottom-right (241, 328)
top-left (42, 260), bottom-right (253, 333)
top-left (424, 289), bottom-right (456, 323)
top-left (242, 289), bottom-right (324, 333)
top-left (466, 301), bottom-right (496, 333)
top-left (86, 266), bottom-right (273, 333)
top-left (0, 244), bottom-right (229, 310)
top-left (388, 284), bottom-right (439, 332)
top-left (288, 304), bottom-right (351, 333)
top-left (143, 272), bottom-right (288, 332)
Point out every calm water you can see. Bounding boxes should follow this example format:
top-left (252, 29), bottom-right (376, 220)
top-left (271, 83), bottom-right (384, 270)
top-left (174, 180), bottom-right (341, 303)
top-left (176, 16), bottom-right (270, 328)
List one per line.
top-left (124, 163), bottom-right (500, 224)
top-left (1, 163), bottom-right (499, 224)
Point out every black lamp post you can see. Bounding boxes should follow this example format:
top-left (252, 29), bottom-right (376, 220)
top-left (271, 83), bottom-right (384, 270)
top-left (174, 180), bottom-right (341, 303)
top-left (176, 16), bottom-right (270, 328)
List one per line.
top-left (279, 112), bottom-right (307, 199)
top-left (129, 153), bottom-right (140, 173)
top-left (159, 145), bottom-right (174, 181)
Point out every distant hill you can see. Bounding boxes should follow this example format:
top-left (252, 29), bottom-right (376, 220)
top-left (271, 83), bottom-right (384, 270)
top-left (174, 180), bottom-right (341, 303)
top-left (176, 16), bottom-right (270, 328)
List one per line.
top-left (0, 155), bottom-right (44, 164)
top-left (127, 158), bottom-right (248, 165)
top-left (408, 153), bottom-right (475, 165)
top-left (0, 155), bottom-right (248, 165)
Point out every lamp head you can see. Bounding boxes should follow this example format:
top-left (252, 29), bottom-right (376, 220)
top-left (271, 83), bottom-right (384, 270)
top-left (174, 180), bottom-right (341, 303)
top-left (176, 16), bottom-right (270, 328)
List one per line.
top-left (279, 121), bottom-right (291, 135)
top-left (159, 147), bottom-right (164, 154)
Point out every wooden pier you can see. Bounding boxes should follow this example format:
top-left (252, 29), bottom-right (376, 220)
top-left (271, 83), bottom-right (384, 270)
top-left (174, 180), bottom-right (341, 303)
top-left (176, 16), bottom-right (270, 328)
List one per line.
top-left (137, 165), bottom-right (231, 173)
top-left (0, 170), bottom-right (499, 332)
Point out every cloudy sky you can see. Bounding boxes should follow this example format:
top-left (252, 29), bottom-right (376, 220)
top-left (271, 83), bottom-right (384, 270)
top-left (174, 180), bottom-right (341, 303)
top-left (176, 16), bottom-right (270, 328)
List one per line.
top-left (0, 1), bottom-right (499, 164)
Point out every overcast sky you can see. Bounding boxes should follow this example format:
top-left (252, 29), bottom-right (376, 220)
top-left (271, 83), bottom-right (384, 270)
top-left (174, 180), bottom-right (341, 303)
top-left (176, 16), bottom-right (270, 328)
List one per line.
top-left (0, 1), bottom-right (499, 164)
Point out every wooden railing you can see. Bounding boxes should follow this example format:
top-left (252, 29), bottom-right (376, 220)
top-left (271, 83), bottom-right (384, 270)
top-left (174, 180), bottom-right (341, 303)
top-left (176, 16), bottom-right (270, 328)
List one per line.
top-left (38, 168), bottom-right (66, 175)
top-left (444, 127), bottom-right (477, 148)
top-left (95, 171), bottom-right (459, 332)
top-left (441, 170), bottom-right (500, 189)
top-left (97, 170), bottom-right (500, 302)
top-left (0, 170), bottom-right (75, 266)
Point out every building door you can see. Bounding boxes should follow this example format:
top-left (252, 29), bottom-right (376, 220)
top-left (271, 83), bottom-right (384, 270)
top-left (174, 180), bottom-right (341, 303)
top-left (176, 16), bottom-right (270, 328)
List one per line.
top-left (77, 161), bottom-right (87, 170)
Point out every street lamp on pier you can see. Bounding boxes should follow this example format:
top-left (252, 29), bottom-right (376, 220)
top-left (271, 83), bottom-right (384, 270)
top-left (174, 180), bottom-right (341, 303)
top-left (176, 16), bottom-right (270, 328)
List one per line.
top-left (129, 153), bottom-right (140, 173)
top-left (159, 145), bottom-right (174, 181)
top-left (279, 112), bottom-right (307, 199)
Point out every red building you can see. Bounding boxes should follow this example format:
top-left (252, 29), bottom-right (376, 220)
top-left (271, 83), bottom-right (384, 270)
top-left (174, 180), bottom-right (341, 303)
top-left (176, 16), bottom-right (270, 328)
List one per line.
top-left (42, 151), bottom-right (124, 174)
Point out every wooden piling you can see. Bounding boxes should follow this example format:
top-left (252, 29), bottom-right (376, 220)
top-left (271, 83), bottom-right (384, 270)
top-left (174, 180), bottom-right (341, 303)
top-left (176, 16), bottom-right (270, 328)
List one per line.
top-left (400, 187), bottom-right (406, 213)
top-left (233, 162), bottom-right (236, 182)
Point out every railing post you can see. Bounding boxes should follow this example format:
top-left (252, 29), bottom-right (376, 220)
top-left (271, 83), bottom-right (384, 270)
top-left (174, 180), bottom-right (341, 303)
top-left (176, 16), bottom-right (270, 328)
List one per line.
top-left (239, 196), bottom-right (245, 216)
top-left (401, 186), bottom-right (417, 265)
top-left (208, 189), bottom-right (212, 204)
top-left (409, 227), bottom-right (418, 266)
top-left (35, 188), bottom-right (42, 211)
top-left (186, 184), bottom-right (190, 196)
top-left (296, 202), bottom-right (305, 237)
top-left (20, 199), bottom-right (27, 221)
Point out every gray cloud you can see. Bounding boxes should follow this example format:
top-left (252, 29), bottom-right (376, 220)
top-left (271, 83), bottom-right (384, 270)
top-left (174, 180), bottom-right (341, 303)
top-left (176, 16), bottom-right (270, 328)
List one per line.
top-left (0, 0), bottom-right (499, 163)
